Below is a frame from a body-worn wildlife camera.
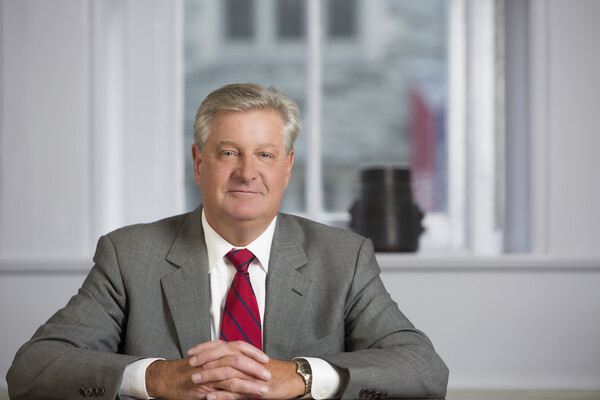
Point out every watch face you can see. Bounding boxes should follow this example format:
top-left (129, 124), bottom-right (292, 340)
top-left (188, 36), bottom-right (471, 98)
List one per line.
top-left (300, 363), bottom-right (311, 374)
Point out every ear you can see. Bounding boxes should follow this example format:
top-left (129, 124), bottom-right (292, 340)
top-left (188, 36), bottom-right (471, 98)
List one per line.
top-left (192, 144), bottom-right (203, 186)
top-left (284, 149), bottom-right (295, 187)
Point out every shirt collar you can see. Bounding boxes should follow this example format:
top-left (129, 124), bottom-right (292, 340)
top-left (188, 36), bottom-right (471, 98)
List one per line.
top-left (202, 209), bottom-right (276, 274)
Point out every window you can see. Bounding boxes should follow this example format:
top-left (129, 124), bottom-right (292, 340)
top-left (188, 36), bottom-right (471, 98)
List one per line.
top-left (277, 0), bottom-right (305, 39)
top-left (224, 0), bottom-right (255, 39)
top-left (327, 0), bottom-right (357, 39)
top-left (184, 0), bottom-right (504, 254)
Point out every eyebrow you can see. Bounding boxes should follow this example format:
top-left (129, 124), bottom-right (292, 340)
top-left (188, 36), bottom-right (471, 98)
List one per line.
top-left (216, 141), bottom-right (279, 151)
top-left (216, 141), bottom-right (237, 148)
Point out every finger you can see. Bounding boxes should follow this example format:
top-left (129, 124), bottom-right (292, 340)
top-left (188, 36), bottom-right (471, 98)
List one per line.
top-left (189, 340), bottom-right (268, 363)
top-left (187, 340), bottom-right (224, 356)
top-left (205, 391), bottom-right (251, 400)
top-left (193, 341), bottom-right (233, 357)
top-left (189, 342), bottom-right (240, 367)
top-left (191, 362), bottom-right (271, 385)
top-left (189, 341), bottom-right (268, 367)
top-left (191, 367), bottom-right (242, 384)
top-left (209, 377), bottom-right (270, 400)
top-left (228, 341), bottom-right (270, 363)
top-left (197, 354), bottom-right (272, 382)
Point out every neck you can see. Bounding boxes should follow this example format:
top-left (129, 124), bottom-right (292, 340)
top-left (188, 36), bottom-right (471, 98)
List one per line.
top-left (204, 213), bottom-right (274, 247)
top-left (220, 225), bottom-right (262, 247)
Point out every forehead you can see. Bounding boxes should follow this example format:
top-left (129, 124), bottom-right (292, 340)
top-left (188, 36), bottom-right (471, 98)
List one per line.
top-left (208, 109), bottom-right (285, 145)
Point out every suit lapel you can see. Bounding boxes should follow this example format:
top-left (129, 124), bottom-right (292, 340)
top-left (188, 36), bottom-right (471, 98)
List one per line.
top-left (162, 207), bottom-right (212, 357)
top-left (263, 216), bottom-right (314, 360)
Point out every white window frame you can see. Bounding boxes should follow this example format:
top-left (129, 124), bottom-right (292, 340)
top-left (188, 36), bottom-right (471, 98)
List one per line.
top-left (90, 0), bottom-right (185, 239)
top-left (304, 0), bottom-right (505, 255)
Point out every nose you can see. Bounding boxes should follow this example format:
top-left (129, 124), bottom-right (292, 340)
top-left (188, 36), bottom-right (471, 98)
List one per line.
top-left (235, 154), bottom-right (258, 182)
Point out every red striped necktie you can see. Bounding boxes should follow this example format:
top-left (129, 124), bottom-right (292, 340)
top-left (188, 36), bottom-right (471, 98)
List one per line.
top-left (220, 248), bottom-right (262, 350)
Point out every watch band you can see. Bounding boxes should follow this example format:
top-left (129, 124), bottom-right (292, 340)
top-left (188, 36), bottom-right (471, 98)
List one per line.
top-left (293, 358), bottom-right (313, 398)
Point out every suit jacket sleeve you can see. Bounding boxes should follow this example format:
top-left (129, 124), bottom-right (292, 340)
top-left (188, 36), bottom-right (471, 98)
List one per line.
top-left (6, 235), bottom-right (143, 400)
top-left (317, 238), bottom-right (449, 399)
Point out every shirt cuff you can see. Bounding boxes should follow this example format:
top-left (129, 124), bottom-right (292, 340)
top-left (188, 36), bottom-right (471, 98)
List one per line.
top-left (119, 358), bottom-right (163, 399)
top-left (301, 357), bottom-right (344, 399)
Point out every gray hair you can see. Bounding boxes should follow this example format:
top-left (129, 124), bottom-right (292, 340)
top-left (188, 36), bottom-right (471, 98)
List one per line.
top-left (193, 83), bottom-right (301, 154)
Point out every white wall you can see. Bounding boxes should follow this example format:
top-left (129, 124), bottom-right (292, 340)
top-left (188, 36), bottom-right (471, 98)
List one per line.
top-left (1, 0), bottom-right (600, 395)
top-left (385, 268), bottom-right (600, 390)
top-left (541, 0), bottom-right (600, 255)
top-left (0, 0), bottom-right (93, 260)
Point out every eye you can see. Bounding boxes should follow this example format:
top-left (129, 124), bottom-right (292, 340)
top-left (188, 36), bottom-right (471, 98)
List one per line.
top-left (258, 152), bottom-right (273, 159)
top-left (220, 150), bottom-right (236, 157)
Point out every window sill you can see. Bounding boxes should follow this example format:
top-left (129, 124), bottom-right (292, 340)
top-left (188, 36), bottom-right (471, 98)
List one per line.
top-left (376, 253), bottom-right (600, 272)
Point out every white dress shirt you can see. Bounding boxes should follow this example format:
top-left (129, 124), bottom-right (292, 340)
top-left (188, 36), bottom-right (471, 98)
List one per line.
top-left (119, 210), bottom-right (343, 399)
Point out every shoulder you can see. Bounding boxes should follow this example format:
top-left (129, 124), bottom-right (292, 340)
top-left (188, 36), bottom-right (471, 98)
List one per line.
top-left (276, 212), bottom-right (370, 252)
top-left (91, 210), bottom-right (200, 276)
top-left (275, 214), bottom-right (380, 289)
top-left (109, 211), bottom-right (191, 238)
top-left (103, 210), bottom-right (196, 253)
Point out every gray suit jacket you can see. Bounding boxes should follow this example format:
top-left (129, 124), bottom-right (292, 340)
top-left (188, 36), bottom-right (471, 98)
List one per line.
top-left (7, 208), bottom-right (448, 400)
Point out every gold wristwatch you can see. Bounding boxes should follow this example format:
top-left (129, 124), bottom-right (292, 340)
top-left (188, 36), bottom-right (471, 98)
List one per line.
top-left (293, 358), bottom-right (313, 398)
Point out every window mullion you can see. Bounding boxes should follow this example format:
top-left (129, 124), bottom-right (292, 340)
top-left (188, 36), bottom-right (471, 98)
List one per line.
top-left (447, 0), bottom-right (468, 251)
top-left (466, 0), bottom-right (504, 254)
top-left (306, 0), bottom-right (323, 221)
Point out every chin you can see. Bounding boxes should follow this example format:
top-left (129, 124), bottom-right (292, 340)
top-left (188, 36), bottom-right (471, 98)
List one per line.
top-left (226, 205), bottom-right (276, 224)
top-left (225, 207), bottom-right (265, 222)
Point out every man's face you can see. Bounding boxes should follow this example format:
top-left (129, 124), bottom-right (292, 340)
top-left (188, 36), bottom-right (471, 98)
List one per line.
top-left (193, 109), bottom-right (294, 238)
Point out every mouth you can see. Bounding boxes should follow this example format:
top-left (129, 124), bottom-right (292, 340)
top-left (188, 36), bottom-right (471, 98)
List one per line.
top-left (228, 189), bottom-right (260, 195)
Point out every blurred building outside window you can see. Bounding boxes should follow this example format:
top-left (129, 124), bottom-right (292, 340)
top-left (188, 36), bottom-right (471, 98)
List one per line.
top-left (184, 0), bottom-right (504, 254)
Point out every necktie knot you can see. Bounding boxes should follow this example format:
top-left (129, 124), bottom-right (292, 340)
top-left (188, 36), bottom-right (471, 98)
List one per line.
top-left (225, 248), bottom-right (256, 273)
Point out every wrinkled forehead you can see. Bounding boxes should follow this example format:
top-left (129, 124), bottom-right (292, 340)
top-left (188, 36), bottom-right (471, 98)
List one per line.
top-left (208, 109), bottom-right (286, 139)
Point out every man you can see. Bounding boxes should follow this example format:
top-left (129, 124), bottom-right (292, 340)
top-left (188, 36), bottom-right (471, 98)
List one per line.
top-left (7, 83), bottom-right (448, 400)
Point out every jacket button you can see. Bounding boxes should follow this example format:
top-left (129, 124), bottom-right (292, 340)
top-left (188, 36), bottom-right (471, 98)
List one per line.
top-left (98, 387), bottom-right (105, 396)
top-left (360, 388), bottom-right (378, 398)
top-left (79, 387), bottom-right (87, 397)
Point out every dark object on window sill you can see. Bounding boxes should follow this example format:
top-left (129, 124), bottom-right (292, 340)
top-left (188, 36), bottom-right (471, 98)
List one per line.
top-left (349, 165), bottom-right (424, 252)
